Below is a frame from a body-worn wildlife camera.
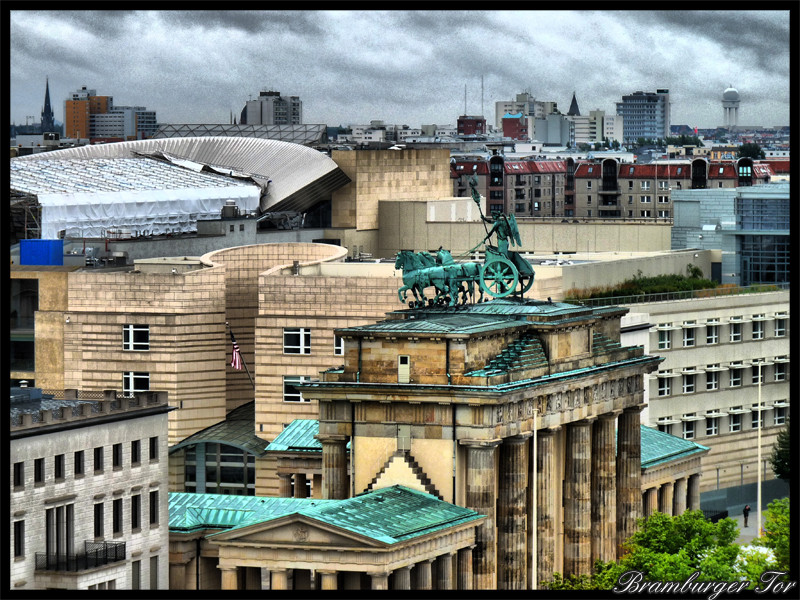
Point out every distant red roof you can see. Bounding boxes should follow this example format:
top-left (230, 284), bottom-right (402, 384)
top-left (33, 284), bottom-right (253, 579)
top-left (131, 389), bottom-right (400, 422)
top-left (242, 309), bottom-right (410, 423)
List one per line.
top-left (763, 159), bottom-right (789, 174)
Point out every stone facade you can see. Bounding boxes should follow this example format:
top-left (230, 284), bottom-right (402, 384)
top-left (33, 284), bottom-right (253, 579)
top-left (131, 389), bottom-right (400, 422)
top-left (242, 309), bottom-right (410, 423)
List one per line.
top-left (10, 389), bottom-right (171, 590)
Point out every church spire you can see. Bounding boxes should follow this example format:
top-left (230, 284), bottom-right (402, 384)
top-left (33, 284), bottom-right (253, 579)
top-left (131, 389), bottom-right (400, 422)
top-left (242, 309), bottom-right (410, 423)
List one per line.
top-left (41, 77), bottom-right (55, 132)
top-left (567, 91), bottom-right (580, 117)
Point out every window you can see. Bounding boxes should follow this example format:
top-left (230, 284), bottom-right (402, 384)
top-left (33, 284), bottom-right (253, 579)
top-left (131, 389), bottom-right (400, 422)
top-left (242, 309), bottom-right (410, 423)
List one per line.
top-left (398, 355), bottom-right (410, 383)
top-left (229, 224), bottom-right (234, 232)
top-left (283, 376), bottom-right (311, 402)
top-left (334, 335), bottom-right (344, 356)
top-left (132, 560), bottom-right (141, 590)
top-left (682, 419), bottom-right (695, 440)
top-left (533, 201), bottom-right (541, 211)
top-left (729, 413), bottom-right (742, 432)
top-left (283, 328), bottom-right (311, 354)
top-left (729, 368), bottom-right (742, 387)
top-left (588, 210), bottom-right (592, 217)
top-left (774, 407), bottom-right (786, 426)
top-left (658, 195), bottom-right (669, 203)
top-left (730, 322), bottom-right (742, 342)
top-left (706, 370), bottom-right (719, 391)
top-left (752, 320), bottom-right (764, 340)
top-left (149, 436), bottom-right (159, 461)
top-left (149, 490), bottom-right (159, 525)
top-left (587, 181), bottom-right (592, 190)
top-left (131, 440), bottom-right (141, 465)
top-left (239, 223), bottom-right (245, 231)
top-left (706, 417), bottom-right (719, 436)
top-left (682, 374), bottom-right (695, 394)
top-left (587, 195), bottom-right (592, 204)
top-left (14, 521), bottom-right (24, 557)
top-left (640, 210), bottom-right (651, 217)
top-left (14, 462), bottom-right (24, 488)
top-left (641, 195), bottom-right (651, 203)
top-left (34, 458), bottom-right (44, 483)
top-left (94, 447), bottom-right (104, 472)
top-left (628, 195), bottom-right (633, 204)
top-left (150, 555), bottom-right (159, 589)
top-left (628, 180), bottom-right (634, 190)
top-left (131, 495), bottom-right (141, 530)
top-left (774, 318), bottom-right (786, 337)
top-left (683, 324), bottom-right (696, 347)
top-left (122, 324), bottom-right (150, 351)
top-left (752, 365), bottom-right (764, 385)
top-left (658, 377), bottom-right (671, 396)
top-left (54, 454), bottom-right (65, 480)
top-left (774, 363), bottom-right (786, 381)
top-left (123, 372), bottom-right (150, 397)
top-left (751, 407), bottom-right (763, 429)
top-left (94, 503), bottom-right (104, 538)
top-left (706, 325), bottom-right (719, 345)
top-left (74, 450), bottom-right (84, 476)
top-left (113, 443), bottom-right (123, 469)
top-left (659, 180), bottom-right (669, 190)
top-left (641, 181), bottom-right (651, 191)
top-left (113, 498), bottom-right (123, 535)
top-left (658, 210), bottom-right (670, 218)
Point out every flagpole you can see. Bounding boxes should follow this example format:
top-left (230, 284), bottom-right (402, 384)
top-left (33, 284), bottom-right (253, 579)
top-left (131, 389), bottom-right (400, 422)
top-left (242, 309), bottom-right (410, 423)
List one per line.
top-left (226, 322), bottom-right (255, 390)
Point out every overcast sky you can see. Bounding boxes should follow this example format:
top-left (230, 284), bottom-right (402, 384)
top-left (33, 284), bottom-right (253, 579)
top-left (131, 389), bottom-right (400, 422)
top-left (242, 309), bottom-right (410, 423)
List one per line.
top-left (9, 10), bottom-right (792, 130)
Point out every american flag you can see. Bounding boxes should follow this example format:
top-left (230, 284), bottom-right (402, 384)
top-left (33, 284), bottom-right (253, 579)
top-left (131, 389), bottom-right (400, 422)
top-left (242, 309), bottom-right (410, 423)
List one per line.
top-left (230, 330), bottom-right (243, 370)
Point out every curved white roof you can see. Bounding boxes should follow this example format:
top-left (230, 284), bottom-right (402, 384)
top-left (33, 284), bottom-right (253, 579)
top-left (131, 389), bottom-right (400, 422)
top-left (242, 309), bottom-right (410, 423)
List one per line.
top-left (13, 136), bottom-right (350, 213)
top-left (723, 87), bottom-right (740, 101)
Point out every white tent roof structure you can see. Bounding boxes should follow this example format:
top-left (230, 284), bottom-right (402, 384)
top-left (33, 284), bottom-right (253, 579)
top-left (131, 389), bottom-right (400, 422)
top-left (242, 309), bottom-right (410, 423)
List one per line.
top-left (10, 158), bottom-right (261, 239)
top-left (13, 136), bottom-right (350, 214)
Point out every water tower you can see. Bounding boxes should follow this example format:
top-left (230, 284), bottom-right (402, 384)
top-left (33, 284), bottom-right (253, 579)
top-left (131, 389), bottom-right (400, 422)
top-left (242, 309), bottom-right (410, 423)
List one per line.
top-left (722, 86), bottom-right (740, 129)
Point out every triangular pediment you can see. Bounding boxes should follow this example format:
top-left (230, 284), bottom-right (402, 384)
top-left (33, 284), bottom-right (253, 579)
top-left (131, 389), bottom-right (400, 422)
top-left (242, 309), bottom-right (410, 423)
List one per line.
top-left (210, 513), bottom-right (386, 548)
top-left (366, 451), bottom-right (442, 499)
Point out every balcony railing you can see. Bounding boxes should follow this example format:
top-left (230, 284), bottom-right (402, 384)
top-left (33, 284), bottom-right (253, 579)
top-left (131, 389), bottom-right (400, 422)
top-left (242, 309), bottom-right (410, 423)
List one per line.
top-left (35, 540), bottom-right (126, 572)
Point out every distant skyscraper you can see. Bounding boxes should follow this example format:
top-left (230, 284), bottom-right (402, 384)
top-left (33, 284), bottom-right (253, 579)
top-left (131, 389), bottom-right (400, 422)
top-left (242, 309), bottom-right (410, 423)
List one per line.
top-left (240, 90), bottom-right (302, 125)
top-left (616, 89), bottom-right (670, 144)
top-left (722, 86), bottom-right (740, 129)
top-left (40, 78), bottom-right (55, 133)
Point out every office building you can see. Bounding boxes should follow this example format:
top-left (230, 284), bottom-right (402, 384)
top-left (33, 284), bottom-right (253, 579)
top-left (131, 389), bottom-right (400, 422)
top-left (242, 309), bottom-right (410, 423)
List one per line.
top-left (240, 90), bottom-right (302, 126)
top-left (63, 86), bottom-right (157, 141)
top-left (10, 387), bottom-right (172, 590)
top-left (616, 89), bottom-right (670, 144)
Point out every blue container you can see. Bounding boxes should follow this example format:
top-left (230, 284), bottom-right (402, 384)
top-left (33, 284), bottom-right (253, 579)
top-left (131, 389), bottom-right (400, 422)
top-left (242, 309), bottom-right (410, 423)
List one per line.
top-left (20, 239), bottom-right (64, 266)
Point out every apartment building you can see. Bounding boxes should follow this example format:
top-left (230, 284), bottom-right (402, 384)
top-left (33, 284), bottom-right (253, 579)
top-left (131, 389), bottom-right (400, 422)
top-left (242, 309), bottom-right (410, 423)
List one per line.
top-left (240, 90), bottom-right (302, 126)
top-left (10, 387), bottom-right (172, 590)
top-left (616, 89), bottom-right (671, 143)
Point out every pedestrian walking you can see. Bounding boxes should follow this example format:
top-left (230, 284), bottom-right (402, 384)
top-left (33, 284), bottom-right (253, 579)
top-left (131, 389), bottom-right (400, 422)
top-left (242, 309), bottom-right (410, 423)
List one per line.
top-left (743, 504), bottom-right (751, 527)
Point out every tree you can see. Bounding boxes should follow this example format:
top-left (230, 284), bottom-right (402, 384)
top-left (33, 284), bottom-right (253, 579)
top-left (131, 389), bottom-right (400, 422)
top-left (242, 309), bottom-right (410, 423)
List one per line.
top-left (738, 142), bottom-right (765, 159)
top-left (546, 510), bottom-right (741, 589)
top-left (758, 497), bottom-right (790, 572)
top-left (769, 422), bottom-right (790, 481)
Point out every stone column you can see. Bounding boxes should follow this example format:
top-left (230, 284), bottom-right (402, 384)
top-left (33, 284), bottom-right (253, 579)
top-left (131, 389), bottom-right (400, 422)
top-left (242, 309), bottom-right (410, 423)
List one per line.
top-left (643, 487), bottom-right (659, 518)
top-left (591, 414), bottom-right (617, 565)
top-left (535, 428), bottom-right (556, 586)
top-left (414, 559), bottom-right (433, 590)
top-left (564, 419), bottom-right (592, 578)
top-left (436, 552), bottom-right (455, 590)
top-left (457, 545), bottom-right (474, 590)
top-left (616, 406), bottom-right (643, 558)
top-left (170, 562), bottom-right (187, 590)
top-left (371, 571), bottom-right (389, 590)
top-left (463, 440), bottom-right (500, 590)
top-left (278, 474), bottom-right (292, 498)
top-left (673, 478), bottom-right (687, 515)
top-left (318, 570), bottom-right (337, 590)
top-left (658, 481), bottom-right (674, 516)
top-left (320, 435), bottom-right (348, 499)
top-left (260, 568), bottom-right (271, 590)
top-left (498, 434), bottom-right (529, 589)
top-left (293, 473), bottom-right (307, 498)
top-left (271, 569), bottom-right (289, 590)
top-left (392, 565), bottom-right (412, 590)
top-left (687, 474), bottom-right (701, 511)
top-left (220, 567), bottom-right (238, 590)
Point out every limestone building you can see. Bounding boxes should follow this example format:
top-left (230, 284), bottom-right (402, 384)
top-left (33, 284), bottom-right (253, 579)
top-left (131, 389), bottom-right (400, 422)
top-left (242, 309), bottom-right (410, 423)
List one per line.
top-left (10, 387), bottom-right (172, 590)
top-left (304, 298), bottom-right (664, 588)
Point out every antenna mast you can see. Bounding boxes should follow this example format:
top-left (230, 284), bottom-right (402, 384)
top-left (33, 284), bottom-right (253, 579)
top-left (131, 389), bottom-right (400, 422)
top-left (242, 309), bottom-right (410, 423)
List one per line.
top-left (464, 84), bottom-right (467, 116)
top-left (481, 74), bottom-right (484, 118)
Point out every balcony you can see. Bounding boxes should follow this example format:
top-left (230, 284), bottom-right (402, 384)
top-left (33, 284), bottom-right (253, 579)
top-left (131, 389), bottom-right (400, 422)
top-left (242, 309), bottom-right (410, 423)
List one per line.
top-left (35, 541), bottom-right (126, 572)
top-left (597, 187), bottom-right (621, 195)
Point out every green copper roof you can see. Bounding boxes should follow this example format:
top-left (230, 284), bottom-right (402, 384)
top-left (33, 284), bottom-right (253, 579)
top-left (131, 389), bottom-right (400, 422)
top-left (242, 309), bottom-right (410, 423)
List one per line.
top-left (210, 485), bottom-right (484, 544)
top-left (337, 313), bottom-right (522, 336)
top-left (265, 419), bottom-right (321, 452)
top-left (169, 492), bottom-right (333, 533)
top-left (169, 401), bottom-right (267, 457)
top-left (638, 425), bottom-right (710, 469)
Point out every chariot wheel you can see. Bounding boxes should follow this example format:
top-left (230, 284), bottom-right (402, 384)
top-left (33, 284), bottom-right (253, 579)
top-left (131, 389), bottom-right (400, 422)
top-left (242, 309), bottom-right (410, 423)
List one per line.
top-left (518, 274), bottom-right (535, 295)
top-left (479, 257), bottom-right (519, 298)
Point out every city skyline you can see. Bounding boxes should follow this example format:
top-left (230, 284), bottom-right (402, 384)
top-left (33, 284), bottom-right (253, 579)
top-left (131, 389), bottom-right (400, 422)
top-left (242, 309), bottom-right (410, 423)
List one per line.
top-left (9, 10), bottom-right (792, 131)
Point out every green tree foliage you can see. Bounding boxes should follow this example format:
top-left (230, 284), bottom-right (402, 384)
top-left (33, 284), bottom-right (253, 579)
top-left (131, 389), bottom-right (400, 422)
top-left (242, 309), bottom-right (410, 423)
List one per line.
top-left (566, 272), bottom-right (718, 301)
top-left (758, 498), bottom-right (790, 572)
top-left (546, 511), bottom-right (741, 590)
top-left (737, 142), bottom-right (765, 160)
top-left (665, 134), bottom-right (704, 147)
top-left (769, 423), bottom-right (790, 481)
